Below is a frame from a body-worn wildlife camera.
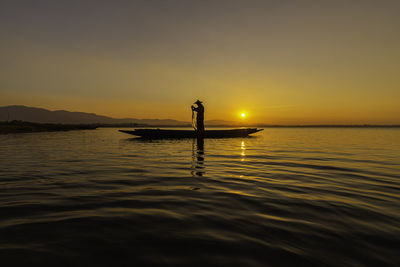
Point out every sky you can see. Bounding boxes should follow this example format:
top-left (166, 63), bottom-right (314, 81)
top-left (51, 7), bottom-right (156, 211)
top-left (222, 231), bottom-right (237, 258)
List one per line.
top-left (1, 0), bottom-right (399, 124)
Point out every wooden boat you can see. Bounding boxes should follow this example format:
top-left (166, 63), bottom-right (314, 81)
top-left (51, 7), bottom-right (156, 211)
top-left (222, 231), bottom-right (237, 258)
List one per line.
top-left (119, 128), bottom-right (263, 139)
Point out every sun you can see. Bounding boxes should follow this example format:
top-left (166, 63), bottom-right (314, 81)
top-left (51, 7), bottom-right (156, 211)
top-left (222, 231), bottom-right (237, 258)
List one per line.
top-left (241, 113), bottom-right (246, 118)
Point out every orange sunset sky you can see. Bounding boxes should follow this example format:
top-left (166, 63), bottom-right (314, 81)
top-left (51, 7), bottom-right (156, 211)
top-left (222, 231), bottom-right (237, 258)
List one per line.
top-left (1, 1), bottom-right (399, 124)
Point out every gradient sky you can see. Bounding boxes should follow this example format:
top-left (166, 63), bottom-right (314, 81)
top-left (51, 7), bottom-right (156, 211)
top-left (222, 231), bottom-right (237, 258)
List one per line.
top-left (1, 0), bottom-right (399, 124)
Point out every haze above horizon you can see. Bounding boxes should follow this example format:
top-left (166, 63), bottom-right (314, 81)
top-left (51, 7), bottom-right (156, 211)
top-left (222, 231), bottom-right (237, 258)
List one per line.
top-left (1, 1), bottom-right (399, 125)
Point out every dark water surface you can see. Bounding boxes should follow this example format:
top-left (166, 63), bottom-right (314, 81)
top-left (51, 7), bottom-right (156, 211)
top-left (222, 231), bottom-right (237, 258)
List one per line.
top-left (1, 128), bottom-right (399, 266)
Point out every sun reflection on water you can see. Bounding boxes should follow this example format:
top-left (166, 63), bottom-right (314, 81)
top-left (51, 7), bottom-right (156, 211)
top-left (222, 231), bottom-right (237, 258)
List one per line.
top-left (241, 140), bottom-right (246, 160)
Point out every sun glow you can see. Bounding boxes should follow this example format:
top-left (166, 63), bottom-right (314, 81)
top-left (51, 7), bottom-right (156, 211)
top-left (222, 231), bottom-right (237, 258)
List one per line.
top-left (241, 113), bottom-right (246, 118)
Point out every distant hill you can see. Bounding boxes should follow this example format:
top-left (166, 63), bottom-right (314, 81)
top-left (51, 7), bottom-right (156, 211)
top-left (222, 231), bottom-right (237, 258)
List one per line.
top-left (0, 105), bottom-right (191, 126)
top-left (2, 106), bottom-right (397, 127)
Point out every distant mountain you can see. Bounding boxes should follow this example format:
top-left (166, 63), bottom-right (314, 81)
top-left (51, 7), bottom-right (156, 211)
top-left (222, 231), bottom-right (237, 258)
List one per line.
top-left (0, 105), bottom-right (190, 126)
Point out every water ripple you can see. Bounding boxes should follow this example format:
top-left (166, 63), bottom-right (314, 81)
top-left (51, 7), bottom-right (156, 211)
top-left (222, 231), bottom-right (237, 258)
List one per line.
top-left (0, 128), bottom-right (399, 266)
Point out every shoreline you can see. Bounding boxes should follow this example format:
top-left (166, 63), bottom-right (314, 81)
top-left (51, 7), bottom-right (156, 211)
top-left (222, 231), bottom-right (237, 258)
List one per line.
top-left (0, 121), bottom-right (98, 134)
top-left (1, 121), bottom-right (399, 134)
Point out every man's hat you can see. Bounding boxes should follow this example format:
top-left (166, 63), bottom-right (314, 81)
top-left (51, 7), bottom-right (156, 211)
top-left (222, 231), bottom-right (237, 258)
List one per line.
top-left (194, 99), bottom-right (203, 104)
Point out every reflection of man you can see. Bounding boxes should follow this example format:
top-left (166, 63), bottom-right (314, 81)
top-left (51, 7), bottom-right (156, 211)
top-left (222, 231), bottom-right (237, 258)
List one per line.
top-left (192, 137), bottom-right (205, 176)
top-left (191, 100), bottom-right (205, 132)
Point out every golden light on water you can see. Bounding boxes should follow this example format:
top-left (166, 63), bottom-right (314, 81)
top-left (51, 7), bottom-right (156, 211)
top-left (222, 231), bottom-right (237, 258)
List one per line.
top-left (241, 140), bottom-right (246, 160)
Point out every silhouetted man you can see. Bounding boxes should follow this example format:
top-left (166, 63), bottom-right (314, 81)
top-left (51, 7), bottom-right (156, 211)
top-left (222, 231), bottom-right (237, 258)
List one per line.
top-left (191, 100), bottom-right (204, 132)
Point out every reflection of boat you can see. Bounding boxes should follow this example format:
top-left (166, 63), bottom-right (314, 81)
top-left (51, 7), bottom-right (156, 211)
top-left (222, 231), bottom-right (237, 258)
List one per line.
top-left (119, 128), bottom-right (263, 139)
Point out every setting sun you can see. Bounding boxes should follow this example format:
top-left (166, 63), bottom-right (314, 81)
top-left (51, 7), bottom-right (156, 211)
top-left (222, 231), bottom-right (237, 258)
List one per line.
top-left (241, 113), bottom-right (246, 118)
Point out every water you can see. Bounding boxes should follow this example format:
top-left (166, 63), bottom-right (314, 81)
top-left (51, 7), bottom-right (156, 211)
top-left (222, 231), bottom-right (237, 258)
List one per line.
top-left (1, 128), bottom-right (399, 266)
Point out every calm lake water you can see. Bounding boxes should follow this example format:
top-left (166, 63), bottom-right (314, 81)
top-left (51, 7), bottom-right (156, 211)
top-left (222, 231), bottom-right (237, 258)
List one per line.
top-left (1, 128), bottom-right (399, 266)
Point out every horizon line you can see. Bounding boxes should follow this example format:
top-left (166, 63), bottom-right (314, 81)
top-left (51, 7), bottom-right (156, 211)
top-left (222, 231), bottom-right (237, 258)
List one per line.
top-left (2, 120), bottom-right (400, 128)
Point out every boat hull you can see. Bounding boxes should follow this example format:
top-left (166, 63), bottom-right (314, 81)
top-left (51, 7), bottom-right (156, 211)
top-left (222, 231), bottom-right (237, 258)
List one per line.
top-left (119, 128), bottom-right (263, 139)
